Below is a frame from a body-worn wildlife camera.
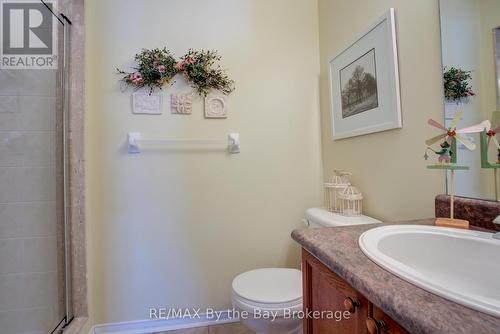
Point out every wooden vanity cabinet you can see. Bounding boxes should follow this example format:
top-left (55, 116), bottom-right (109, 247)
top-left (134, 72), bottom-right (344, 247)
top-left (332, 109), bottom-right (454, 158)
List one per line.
top-left (302, 249), bottom-right (369, 333)
top-left (302, 249), bottom-right (410, 334)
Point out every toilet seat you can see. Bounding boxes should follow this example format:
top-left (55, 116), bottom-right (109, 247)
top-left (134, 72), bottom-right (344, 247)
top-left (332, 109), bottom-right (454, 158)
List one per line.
top-left (231, 268), bottom-right (303, 315)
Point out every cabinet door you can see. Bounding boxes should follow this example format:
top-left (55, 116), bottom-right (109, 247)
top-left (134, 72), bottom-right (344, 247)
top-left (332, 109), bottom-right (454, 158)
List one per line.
top-left (302, 249), bottom-right (369, 334)
top-left (366, 305), bottom-right (410, 334)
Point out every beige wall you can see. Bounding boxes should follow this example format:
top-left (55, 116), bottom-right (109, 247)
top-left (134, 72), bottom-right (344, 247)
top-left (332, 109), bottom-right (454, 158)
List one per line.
top-left (86, 0), bottom-right (449, 326)
top-left (85, 0), bottom-right (322, 325)
top-left (318, 0), bottom-right (445, 221)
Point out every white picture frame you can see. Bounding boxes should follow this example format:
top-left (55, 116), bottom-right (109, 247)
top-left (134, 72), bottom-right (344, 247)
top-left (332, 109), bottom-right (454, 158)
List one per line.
top-left (329, 8), bottom-right (402, 140)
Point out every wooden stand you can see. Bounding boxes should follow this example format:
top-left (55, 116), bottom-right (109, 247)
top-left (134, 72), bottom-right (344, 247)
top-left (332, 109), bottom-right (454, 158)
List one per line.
top-left (428, 165), bottom-right (470, 230)
top-left (435, 217), bottom-right (469, 229)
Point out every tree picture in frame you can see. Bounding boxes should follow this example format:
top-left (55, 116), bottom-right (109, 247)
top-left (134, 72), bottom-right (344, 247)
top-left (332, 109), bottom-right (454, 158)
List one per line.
top-left (329, 8), bottom-right (401, 140)
top-left (340, 49), bottom-right (379, 118)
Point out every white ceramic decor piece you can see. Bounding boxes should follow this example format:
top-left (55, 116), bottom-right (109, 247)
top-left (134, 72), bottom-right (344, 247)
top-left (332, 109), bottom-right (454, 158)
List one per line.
top-left (205, 94), bottom-right (227, 119)
top-left (324, 170), bottom-right (351, 213)
top-left (338, 184), bottom-right (363, 216)
top-left (132, 93), bottom-right (162, 115)
top-left (171, 92), bottom-right (193, 115)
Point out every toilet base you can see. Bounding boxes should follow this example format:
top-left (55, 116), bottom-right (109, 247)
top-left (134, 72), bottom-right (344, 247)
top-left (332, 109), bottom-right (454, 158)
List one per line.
top-left (238, 311), bottom-right (303, 334)
top-left (253, 328), bottom-right (302, 334)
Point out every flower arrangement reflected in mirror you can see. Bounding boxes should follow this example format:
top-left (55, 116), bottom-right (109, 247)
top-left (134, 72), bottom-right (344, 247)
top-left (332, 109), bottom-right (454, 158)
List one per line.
top-left (443, 67), bottom-right (475, 102)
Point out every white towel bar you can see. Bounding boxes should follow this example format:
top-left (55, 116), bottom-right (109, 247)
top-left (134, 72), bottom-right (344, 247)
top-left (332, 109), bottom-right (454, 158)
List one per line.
top-left (127, 132), bottom-right (240, 154)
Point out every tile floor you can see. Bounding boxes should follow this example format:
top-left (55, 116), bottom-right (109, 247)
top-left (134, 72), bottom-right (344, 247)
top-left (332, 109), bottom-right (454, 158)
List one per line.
top-left (154, 322), bottom-right (255, 334)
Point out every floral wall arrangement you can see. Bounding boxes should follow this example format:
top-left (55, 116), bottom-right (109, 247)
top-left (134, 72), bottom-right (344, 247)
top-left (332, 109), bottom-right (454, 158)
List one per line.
top-left (443, 67), bottom-right (475, 102)
top-left (117, 48), bottom-right (235, 96)
top-left (117, 48), bottom-right (177, 94)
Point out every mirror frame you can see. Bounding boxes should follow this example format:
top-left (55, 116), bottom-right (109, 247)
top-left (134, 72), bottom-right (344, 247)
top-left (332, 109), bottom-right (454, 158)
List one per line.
top-left (494, 27), bottom-right (500, 110)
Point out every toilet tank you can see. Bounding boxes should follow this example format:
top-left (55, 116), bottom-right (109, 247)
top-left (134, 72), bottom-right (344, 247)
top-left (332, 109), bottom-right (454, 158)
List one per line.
top-left (305, 208), bottom-right (382, 228)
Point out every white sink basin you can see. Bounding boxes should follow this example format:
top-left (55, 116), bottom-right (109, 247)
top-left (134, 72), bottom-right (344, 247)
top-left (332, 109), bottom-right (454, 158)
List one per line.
top-left (359, 225), bottom-right (500, 317)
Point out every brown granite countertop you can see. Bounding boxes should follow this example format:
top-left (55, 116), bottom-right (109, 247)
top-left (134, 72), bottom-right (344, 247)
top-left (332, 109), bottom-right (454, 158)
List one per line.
top-left (291, 219), bottom-right (500, 334)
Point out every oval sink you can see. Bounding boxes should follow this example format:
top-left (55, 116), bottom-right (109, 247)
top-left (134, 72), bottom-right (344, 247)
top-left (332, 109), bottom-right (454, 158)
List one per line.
top-left (359, 225), bottom-right (500, 317)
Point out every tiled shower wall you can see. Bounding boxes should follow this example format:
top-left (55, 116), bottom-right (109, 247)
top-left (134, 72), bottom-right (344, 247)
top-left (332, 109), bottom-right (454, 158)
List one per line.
top-left (0, 70), bottom-right (63, 333)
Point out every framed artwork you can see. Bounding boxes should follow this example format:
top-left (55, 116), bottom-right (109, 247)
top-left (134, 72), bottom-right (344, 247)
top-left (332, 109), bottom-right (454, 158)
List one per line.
top-left (329, 8), bottom-right (401, 140)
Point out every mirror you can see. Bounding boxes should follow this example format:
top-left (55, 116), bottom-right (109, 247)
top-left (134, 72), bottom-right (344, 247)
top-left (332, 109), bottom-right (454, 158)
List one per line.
top-left (439, 0), bottom-right (500, 201)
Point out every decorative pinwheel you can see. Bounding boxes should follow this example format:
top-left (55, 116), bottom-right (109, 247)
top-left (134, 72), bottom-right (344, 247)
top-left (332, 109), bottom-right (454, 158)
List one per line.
top-left (423, 109), bottom-right (488, 229)
top-left (485, 112), bottom-right (500, 149)
top-left (425, 109), bottom-right (487, 151)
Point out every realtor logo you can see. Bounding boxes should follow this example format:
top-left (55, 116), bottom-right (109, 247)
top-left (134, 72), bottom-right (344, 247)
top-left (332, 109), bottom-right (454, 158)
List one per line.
top-left (0, 0), bottom-right (58, 69)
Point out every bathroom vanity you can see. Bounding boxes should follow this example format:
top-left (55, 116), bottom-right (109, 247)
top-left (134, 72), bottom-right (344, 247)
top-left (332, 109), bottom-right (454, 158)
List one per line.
top-left (292, 220), bottom-right (500, 334)
top-left (301, 249), bottom-right (408, 334)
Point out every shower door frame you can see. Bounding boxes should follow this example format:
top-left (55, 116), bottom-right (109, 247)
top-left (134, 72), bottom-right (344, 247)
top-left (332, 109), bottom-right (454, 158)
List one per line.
top-left (61, 16), bottom-right (73, 329)
top-left (42, 0), bottom-right (74, 331)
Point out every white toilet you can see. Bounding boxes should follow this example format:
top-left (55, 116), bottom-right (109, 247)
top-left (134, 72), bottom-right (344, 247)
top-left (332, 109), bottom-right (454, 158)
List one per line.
top-left (231, 208), bottom-right (381, 334)
top-left (304, 207), bottom-right (382, 228)
top-left (232, 268), bottom-right (303, 334)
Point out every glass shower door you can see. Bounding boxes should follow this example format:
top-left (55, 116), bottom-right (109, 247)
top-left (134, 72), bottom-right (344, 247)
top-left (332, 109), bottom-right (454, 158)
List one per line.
top-left (0, 2), bottom-right (69, 333)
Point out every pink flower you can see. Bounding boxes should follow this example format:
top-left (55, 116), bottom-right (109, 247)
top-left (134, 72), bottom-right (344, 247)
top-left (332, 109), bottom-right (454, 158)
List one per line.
top-left (157, 65), bottom-right (166, 73)
top-left (130, 72), bottom-right (143, 85)
top-left (175, 61), bottom-right (185, 72)
top-left (175, 57), bottom-right (195, 72)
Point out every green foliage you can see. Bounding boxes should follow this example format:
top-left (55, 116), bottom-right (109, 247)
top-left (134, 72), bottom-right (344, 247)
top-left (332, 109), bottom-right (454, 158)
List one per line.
top-left (443, 67), bottom-right (475, 102)
top-left (179, 49), bottom-right (235, 96)
top-left (117, 48), bottom-right (235, 96)
top-left (117, 48), bottom-right (177, 94)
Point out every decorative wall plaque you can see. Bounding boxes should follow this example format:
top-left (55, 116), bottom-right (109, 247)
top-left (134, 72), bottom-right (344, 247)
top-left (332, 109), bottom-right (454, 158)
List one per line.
top-left (171, 92), bottom-right (193, 115)
top-left (204, 94), bottom-right (227, 119)
top-left (132, 93), bottom-right (162, 115)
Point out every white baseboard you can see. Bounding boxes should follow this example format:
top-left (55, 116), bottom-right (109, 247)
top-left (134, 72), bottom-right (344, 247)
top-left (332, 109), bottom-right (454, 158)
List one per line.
top-left (89, 310), bottom-right (239, 334)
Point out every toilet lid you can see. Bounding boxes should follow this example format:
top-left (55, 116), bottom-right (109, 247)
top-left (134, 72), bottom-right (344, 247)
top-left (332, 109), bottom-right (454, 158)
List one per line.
top-left (232, 268), bottom-right (302, 304)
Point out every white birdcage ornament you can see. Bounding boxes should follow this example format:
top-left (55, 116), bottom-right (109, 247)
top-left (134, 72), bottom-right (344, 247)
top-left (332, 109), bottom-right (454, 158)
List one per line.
top-left (339, 185), bottom-right (363, 217)
top-left (324, 170), bottom-right (351, 213)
